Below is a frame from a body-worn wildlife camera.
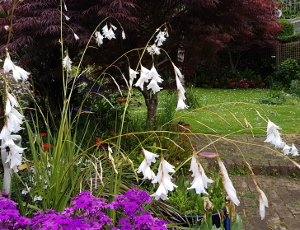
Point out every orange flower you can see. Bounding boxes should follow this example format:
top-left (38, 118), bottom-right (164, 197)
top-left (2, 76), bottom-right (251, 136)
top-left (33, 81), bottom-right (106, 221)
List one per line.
top-left (43, 143), bottom-right (53, 150)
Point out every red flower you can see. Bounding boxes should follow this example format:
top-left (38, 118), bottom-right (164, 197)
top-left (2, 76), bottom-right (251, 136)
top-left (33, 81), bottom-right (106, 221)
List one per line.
top-left (230, 82), bottom-right (236, 86)
top-left (243, 83), bottom-right (249, 88)
top-left (95, 137), bottom-right (104, 147)
top-left (40, 133), bottom-right (47, 137)
top-left (43, 143), bottom-right (53, 150)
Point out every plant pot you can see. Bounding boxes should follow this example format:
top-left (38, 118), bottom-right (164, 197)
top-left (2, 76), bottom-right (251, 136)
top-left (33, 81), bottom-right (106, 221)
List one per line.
top-left (176, 208), bottom-right (230, 230)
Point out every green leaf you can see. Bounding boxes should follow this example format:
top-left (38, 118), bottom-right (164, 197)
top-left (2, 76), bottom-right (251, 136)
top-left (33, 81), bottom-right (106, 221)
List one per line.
top-left (231, 214), bottom-right (243, 230)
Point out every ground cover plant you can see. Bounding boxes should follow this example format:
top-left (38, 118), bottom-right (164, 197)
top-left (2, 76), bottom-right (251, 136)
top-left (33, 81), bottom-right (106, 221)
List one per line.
top-left (0, 1), bottom-right (299, 230)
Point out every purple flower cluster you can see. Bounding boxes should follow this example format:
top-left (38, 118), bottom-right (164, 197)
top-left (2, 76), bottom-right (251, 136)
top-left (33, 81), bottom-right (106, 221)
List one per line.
top-left (0, 188), bottom-right (168, 230)
top-left (0, 193), bottom-right (31, 229)
top-left (112, 187), bottom-right (168, 230)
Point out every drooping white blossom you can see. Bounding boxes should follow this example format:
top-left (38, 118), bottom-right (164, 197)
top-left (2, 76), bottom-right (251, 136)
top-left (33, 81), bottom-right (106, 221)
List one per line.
top-left (188, 155), bottom-right (213, 194)
top-left (282, 144), bottom-right (291, 155)
top-left (62, 54), bottom-right (72, 71)
top-left (264, 120), bottom-right (285, 148)
top-left (137, 159), bottom-right (155, 180)
top-left (4, 53), bottom-right (30, 81)
top-left (147, 44), bottom-right (161, 55)
top-left (152, 158), bottom-right (177, 200)
top-left (129, 68), bottom-right (139, 80)
top-left (142, 149), bottom-right (159, 164)
top-left (217, 157), bottom-right (240, 206)
top-left (102, 24), bottom-right (116, 40)
top-left (64, 15), bottom-right (70, 21)
top-left (74, 33), bottom-right (79, 40)
top-left (122, 30), bottom-right (126, 39)
top-left (7, 112), bottom-right (23, 133)
top-left (291, 144), bottom-right (299, 156)
top-left (147, 79), bottom-right (162, 94)
top-left (258, 189), bottom-right (268, 220)
top-left (155, 29), bottom-right (168, 46)
top-left (148, 66), bottom-right (163, 83)
top-left (134, 66), bottom-right (150, 91)
top-left (136, 149), bottom-right (158, 181)
top-left (176, 91), bottom-right (189, 111)
top-left (95, 31), bottom-right (104, 46)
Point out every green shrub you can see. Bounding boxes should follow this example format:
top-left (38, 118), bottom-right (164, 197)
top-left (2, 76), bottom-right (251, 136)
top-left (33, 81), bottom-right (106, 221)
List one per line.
top-left (279, 33), bottom-right (300, 43)
top-left (272, 59), bottom-right (300, 87)
top-left (278, 20), bottom-right (294, 37)
top-left (290, 79), bottom-right (300, 97)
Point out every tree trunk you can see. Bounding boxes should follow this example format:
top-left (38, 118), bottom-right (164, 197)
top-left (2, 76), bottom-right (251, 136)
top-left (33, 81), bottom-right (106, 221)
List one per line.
top-left (227, 46), bottom-right (236, 72)
top-left (142, 89), bottom-right (158, 129)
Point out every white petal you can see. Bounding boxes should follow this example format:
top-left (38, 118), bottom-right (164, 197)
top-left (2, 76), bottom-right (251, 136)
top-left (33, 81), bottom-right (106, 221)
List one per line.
top-left (7, 93), bottom-right (19, 107)
top-left (282, 144), bottom-right (291, 155)
top-left (13, 65), bottom-right (30, 81)
top-left (0, 125), bottom-right (11, 140)
top-left (151, 183), bottom-right (168, 200)
top-left (143, 149), bottom-right (159, 164)
top-left (162, 177), bottom-right (178, 192)
top-left (147, 79), bottom-right (162, 94)
top-left (74, 33), bottom-right (79, 40)
top-left (291, 144), bottom-right (299, 156)
top-left (188, 175), bottom-right (208, 194)
top-left (218, 159), bottom-right (240, 206)
top-left (7, 112), bottom-right (23, 132)
top-left (134, 72), bottom-right (149, 91)
top-left (95, 31), bottom-right (103, 46)
top-left (3, 55), bottom-right (14, 73)
top-left (122, 30), bottom-right (126, 39)
top-left (129, 68), bottom-right (139, 80)
top-left (63, 55), bottom-right (72, 71)
top-left (5, 98), bottom-right (11, 115)
top-left (176, 97), bottom-right (189, 111)
top-left (149, 66), bottom-right (163, 83)
top-left (172, 62), bottom-right (183, 79)
top-left (259, 189), bottom-right (268, 220)
top-left (161, 159), bottom-right (176, 173)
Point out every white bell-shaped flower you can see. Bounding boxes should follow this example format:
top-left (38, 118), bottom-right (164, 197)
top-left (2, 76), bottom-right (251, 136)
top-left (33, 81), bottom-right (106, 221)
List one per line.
top-left (134, 66), bottom-right (150, 91)
top-left (291, 144), bottom-right (299, 156)
top-left (259, 189), bottom-right (268, 220)
top-left (147, 44), bottom-right (161, 55)
top-left (142, 149), bottom-right (159, 164)
top-left (264, 120), bottom-right (285, 148)
top-left (147, 79), bottom-right (162, 94)
top-left (282, 144), bottom-right (291, 155)
top-left (152, 158), bottom-right (177, 200)
top-left (63, 54), bottom-right (72, 71)
top-left (4, 53), bottom-right (30, 81)
top-left (95, 31), bottom-right (104, 46)
top-left (137, 159), bottom-right (155, 180)
top-left (148, 66), bottom-right (163, 83)
top-left (217, 158), bottom-right (240, 206)
top-left (7, 112), bottom-right (23, 133)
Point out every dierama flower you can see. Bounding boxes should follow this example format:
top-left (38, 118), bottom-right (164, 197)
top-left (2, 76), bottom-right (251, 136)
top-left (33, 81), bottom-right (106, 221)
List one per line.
top-left (63, 53), bottom-right (72, 71)
top-left (258, 189), bottom-right (268, 220)
top-left (217, 157), bottom-right (240, 206)
top-left (102, 24), bottom-right (116, 40)
top-left (73, 33), bottom-right (79, 40)
top-left (4, 51), bottom-right (30, 81)
top-left (188, 155), bottom-right (213, 194)
top-left (134, 66), bottom-right (150, 91)
top-left (147, 44), bottom-right (160, 55)
top-left (155, 28), bottom-right (168, 46)
top-left (148, 66), bottom-right (163, 83)
top-left (264, 120), bottom-right (285, 148)
top-left (291, 144), bottom-right (299, 156)
top-left (137, 149), bottom-right (158, 180)
top-left (151, 158), bottom-right (178, 200)
top-left (147, 79), bottom-right (162, 94)
top-left (95, 31), bottom-right (103, 46)
top-left (282, 144), bottom-right (291, 155)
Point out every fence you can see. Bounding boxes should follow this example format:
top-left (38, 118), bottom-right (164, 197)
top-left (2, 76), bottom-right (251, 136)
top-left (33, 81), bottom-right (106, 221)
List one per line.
top-left (276, 40), bottom-right (300, 67)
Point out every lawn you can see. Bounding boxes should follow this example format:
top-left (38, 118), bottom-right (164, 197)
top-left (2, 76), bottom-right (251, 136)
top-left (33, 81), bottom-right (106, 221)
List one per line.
top-left (129, 88), bottom-right (300, 135)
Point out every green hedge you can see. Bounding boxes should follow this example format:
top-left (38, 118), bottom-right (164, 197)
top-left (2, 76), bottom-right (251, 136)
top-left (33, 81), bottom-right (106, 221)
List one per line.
top-left (278, 20), bottom-right (294, 37)
top-left (279, 33), bottom-right (300, 43)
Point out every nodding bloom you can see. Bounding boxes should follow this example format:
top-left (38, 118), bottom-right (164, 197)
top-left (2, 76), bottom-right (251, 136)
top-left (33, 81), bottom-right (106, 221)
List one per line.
top-left (264, 120), bottom-right (285, 148)
top-left (95, 31), bottom-right (104, 46)
top-left (291, 144), bottom-right (299, 156)
top-left (188, 155), bottom-right (213, 194)
top-left (147, 79), bottom-right (162, 94)
top-left (73, 33), bottom-right (79, 40)
top-left (155, 28), bottom-right (168, 46)
top-left (217, 157), bottom-right (240, 206)
top-left (151, 158), bottom-right (178, 200)
top-left (134, 66), bottom-right (150, 91)
top-left (282, 144), bottom-right (291, 155)
top-left (122, 30), bottom-right (126, 39)
top-left (172, 62), bottom-right (189, 111)
top-left (147, 44), bottom-right (161, 55)
top-left (4, 51), bottom-right (30, 81)
top-left (102, 24), bottom-right (116, 40)
top-left (62, 53), bottom-right (72, 71)
top-left (258, 189), bottom-right (268, 220)
top-left (1, 139), bottom-right (25, 172)
top-left (137, 149), bottom-right (158, 180)
top-left (148, 66), bottom-right (163, 83)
